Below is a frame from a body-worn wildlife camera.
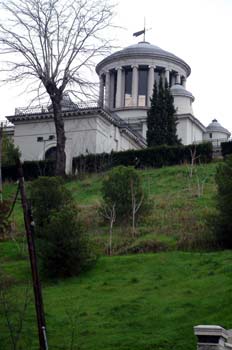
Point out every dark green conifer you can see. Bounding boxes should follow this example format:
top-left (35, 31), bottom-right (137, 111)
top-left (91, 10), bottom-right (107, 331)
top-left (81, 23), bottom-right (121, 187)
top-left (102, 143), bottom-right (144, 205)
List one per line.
top-left (146, 78), bottom-right (181, 146)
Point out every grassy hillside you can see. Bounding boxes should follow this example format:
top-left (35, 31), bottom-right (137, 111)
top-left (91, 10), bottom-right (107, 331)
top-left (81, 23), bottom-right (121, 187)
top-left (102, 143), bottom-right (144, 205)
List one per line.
top-left (1, 161), bottom-right (229, 350)
top-left (3, 162), bottom-right (219, 253)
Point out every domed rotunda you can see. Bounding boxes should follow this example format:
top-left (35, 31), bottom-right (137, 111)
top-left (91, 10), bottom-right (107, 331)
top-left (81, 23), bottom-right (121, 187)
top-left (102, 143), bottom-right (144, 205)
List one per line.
top-left (96, 41), bottom-right (205, 144)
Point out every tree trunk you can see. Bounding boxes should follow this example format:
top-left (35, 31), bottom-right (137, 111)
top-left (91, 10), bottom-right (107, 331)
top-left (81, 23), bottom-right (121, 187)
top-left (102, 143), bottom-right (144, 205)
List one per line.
top-left (51, 96), bottom-right (66, 177)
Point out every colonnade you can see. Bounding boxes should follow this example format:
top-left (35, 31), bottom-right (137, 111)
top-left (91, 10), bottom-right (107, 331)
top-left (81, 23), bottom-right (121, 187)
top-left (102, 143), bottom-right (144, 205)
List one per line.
top-left (99, 65), bottom-right (187, 109)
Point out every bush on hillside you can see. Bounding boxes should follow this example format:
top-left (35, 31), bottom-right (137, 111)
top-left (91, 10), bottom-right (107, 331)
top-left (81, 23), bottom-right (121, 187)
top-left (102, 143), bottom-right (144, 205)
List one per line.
top-left (30, 177), bottom-right (71, 236)
top-left (0, 200), bottom-right (11, 240)
top-left (72, 143), bottom-right (212, 174)
top-left (30, 177), bottom-right (97, 278)
top-left (2, 160), bottom-right (55, 181)
top-left (38, 204), bottom-right (96, 278)
top-left (221, 141), bottom-right (232, 158)
top-left (101, 166), bottom-right (150, 225)
top-left (210, 155), bottom-right (232, 248)
top-left (2, 133), bottom-right (20, 166)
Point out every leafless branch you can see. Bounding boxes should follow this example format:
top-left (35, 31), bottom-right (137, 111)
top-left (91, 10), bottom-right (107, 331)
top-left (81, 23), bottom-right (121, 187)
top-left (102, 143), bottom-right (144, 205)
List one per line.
top-left (100, 202), bottom-right (116, 256)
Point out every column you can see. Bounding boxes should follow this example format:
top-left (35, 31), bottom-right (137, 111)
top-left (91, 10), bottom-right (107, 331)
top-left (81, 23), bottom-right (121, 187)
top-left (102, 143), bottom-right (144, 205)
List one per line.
top-left (104, 71), bottom-right (110, 109)
top-left (110, 72), bottom-right (115, 109)
top-left (176, 73), bottom-right (181, 84)
top-left (98, 74), bottom-right (104, 107)
top-left (182, 76), bottom-right (186, 88)
top-left (115, 67), bottom-right (122, 108)
top-left (147, 65), bottom-right (155, 106)
top-left (165, 69), bottom-right (170, 86)
top-left (132, 65), bottom-right (139, 107)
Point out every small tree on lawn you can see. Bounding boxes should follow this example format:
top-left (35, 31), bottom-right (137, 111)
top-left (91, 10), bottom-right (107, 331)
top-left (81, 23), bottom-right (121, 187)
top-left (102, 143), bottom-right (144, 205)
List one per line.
top-left (147, 78), bottom-right (181, 147)
top-left (100, 202), bottom-right (116, 256)
top-left (101, 166), bottom-right (149, 236)
top-left (30, 177), bottom-right (96, 278)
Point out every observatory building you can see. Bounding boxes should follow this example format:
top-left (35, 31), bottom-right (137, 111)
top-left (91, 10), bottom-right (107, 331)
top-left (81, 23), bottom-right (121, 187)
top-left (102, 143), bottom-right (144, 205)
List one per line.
top-left (6, 41), bottom-right (230, 173)
top-left (96, 40), bottom-right (202, 145)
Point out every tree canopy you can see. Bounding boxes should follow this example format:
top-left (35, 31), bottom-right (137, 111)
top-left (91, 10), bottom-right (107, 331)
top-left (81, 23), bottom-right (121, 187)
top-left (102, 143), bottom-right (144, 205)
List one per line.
top-left (146, 78), bottom-right (181, 147)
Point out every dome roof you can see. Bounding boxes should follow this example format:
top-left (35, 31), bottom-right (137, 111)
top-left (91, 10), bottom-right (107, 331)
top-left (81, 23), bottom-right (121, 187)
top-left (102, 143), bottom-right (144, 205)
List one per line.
top-left (170, 84), bottom-right (194, 100)
top-left (96, 41), bottom-right (191, 76)
top-left (206, 119), bottom-right (231, 136)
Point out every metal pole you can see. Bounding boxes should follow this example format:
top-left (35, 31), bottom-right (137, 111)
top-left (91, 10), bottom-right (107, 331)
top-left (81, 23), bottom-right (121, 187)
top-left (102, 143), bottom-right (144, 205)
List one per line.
top-left (17, 158), bottom-right (48, 350)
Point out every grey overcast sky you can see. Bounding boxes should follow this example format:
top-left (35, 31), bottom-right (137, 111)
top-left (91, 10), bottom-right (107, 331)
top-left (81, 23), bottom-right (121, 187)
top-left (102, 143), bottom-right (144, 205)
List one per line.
top-left (1, 0), bottom-right (232, 133)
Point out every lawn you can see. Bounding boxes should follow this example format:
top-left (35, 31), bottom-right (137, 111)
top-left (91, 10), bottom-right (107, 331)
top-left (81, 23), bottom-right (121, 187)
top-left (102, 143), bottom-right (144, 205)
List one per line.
top-left (0, 246), bottom-right (232, 350)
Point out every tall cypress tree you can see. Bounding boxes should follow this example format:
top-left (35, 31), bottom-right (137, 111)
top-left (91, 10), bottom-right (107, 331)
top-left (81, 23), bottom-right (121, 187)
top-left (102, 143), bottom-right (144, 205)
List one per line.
top-left (146, 78), bottom-right (181, 147)
top-left (164, 79), bottom-right (181, 145)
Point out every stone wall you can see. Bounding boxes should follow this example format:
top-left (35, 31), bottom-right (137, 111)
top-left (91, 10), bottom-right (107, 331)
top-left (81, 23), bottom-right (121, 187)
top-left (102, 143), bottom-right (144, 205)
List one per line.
top-left (194, 325), bottom-right (232, 350)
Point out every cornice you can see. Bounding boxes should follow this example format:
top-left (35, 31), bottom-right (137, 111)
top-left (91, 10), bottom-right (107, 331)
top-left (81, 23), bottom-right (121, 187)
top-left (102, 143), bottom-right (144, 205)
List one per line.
top-left (96, 52), bottom-right (191, 76)
top-left (6, 106), bottom-right (147, 148)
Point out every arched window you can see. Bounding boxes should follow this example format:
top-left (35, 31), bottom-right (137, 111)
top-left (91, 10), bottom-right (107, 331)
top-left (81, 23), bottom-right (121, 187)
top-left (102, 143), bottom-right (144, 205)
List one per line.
top-left (45, 147), bottom-right (57, 160)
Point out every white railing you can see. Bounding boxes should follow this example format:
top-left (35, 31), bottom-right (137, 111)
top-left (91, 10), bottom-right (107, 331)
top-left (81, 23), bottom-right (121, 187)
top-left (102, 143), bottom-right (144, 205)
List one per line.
top-left (15, 101), bottom-right (99, 115)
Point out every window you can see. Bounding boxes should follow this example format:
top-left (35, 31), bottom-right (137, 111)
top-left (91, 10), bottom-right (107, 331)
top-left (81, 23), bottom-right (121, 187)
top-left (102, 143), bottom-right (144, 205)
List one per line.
top-left (37, 136), bottom-right (43, 142)
top-left (45, 146), bottom-right (57, 160)
top-left (209, 133), bottom-right (212, 139)
top-left (49, 135), bottom-right (55, 140)
top-left (138, 68), bottom-right (148, 107)
top-left (124, 68), bottom-right (132, 107)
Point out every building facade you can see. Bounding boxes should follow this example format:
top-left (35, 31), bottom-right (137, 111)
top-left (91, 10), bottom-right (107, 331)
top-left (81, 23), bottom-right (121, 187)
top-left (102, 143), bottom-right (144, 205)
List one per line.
top-left (6, 41), bottom-right (231, 173)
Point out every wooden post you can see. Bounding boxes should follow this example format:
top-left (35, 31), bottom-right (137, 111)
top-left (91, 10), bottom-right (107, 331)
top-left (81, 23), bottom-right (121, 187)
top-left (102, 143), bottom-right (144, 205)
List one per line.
top-left (17, 159), bottom-right (48, 350)
top-left (0, 122), bottom-right (3, 202)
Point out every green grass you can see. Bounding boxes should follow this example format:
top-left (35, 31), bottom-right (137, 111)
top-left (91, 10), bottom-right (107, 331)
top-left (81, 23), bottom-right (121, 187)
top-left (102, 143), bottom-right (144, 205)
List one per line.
top-left (1, 161), bottom-right (232, 350)
top-left (0, 246), bottom-right (232, 350)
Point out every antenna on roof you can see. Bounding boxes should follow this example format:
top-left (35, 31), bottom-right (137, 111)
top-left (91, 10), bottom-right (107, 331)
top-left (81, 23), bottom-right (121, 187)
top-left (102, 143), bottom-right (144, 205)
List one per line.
top-left (133, 18), bottom-right (151, 41)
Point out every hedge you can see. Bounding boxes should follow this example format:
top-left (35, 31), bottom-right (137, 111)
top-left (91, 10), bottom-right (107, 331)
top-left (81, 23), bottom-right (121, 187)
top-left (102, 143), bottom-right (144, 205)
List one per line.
top-left (221, 141), bottom-right (232, 158)
top-left (2, 160), bottom-right (55, 181)
top-left (72, 143), bottom-right (213, 174)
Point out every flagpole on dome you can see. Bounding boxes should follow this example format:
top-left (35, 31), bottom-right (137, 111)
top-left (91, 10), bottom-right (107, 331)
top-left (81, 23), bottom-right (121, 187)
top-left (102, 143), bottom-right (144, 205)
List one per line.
top-left (143, 17), bottom-right (146, 41)
top-left (132, 19), bottom-right (151, 42)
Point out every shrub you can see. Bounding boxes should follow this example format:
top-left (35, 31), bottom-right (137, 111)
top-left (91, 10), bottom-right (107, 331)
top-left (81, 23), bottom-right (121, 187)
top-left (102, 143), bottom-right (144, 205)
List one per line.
top-left (101, 166), bottom-right (149, 225)
top-left (2, 133), bottom-right (20, 166)
top-left (2, 160), bottom-right (55, 181)
top-left (72, 143), bottom-right (212, 174)
top-left (211, 155), bottom-right (232, 248)
top-left (30, 177), bottom-right (96, 278)
top-left (30, 177), bottom-right (71, 235)
top-left (0, 200), bottom-right (11, 240)
top-left (38, 204), bottom-right (96, 278)
top-left (221, 141), bottom-right (232, 158)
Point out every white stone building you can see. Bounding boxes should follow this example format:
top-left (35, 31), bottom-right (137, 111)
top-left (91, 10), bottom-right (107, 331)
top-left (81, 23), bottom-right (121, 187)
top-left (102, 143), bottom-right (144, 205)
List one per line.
top-left (6, 41), bottom-right (230, 173)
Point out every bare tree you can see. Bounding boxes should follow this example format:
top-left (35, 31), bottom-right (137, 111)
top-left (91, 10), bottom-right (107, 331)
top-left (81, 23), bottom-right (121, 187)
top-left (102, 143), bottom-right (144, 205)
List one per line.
top-left (100, 202), bottom-right (116, 256)
top-left (0, 276), bottom-right (31, 350)
top-left (130, 179), bottom-right (143, 237)
top-left (188, 144), bottom-right (200, 178)
top-left (0, 0), bottom-right (115, 175)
